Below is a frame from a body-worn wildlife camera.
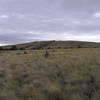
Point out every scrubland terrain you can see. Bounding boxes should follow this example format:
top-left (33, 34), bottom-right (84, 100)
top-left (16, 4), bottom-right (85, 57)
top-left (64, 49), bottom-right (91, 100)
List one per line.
top-left (0, 48), bottom-right (100, 100)
top-left (2, 41), bottom-right (100, 50)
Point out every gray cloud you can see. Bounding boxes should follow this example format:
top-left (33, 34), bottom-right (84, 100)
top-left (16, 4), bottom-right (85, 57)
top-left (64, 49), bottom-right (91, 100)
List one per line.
top-left (0, 0), bottom-right (100, 45)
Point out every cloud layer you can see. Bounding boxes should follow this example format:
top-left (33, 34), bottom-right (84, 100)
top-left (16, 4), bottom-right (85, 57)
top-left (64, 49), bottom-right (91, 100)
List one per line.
top-left (0, 0), bottom-right (100, 45)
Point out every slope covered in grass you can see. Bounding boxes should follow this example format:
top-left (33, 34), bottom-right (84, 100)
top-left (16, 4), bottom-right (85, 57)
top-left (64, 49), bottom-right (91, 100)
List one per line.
top-left (2, 41), bottom-right (100, 50)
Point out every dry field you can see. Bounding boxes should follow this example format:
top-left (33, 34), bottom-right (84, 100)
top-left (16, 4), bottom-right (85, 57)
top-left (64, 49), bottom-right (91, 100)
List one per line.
top-left (0, 48), bottom-right (100, 100)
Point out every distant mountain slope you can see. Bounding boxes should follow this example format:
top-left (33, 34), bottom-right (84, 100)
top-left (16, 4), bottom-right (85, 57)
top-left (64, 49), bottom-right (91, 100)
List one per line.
top-left (1, 41), bottom-right (100, 50)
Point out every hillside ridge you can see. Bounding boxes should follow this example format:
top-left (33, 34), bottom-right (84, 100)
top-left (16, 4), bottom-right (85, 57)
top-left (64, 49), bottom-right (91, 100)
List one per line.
top-left (1, 41), bottom-right (100, 50)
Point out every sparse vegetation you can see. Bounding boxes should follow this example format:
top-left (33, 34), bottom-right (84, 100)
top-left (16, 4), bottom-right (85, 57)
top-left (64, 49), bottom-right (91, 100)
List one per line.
top-left (0, 48), bottom-right (100, 100)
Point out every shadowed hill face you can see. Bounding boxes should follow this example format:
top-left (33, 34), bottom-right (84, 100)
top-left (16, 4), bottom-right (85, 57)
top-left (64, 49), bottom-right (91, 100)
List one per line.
top-left (1, 41), bottom-right (100, 50)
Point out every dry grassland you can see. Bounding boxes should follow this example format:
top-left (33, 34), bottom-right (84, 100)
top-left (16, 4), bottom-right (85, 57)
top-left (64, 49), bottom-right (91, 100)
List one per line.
top-left (0, 48), bottom-right (100, 100)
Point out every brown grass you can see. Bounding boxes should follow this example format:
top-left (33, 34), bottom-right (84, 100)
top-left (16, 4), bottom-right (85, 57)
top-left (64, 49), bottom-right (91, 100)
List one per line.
top-left (0, 48), bottom-right (100, 100)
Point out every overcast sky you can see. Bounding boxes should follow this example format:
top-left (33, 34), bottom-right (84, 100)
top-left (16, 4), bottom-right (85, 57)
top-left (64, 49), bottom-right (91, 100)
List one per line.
top-left (0, 0), bottom-right (100, 45)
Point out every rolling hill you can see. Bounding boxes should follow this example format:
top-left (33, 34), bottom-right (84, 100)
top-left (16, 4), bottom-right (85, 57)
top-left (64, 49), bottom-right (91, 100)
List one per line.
top-left (1, 41), bottom-right (100, 50)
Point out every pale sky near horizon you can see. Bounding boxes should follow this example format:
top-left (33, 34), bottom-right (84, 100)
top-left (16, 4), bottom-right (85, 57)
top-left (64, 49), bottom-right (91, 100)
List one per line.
top-left (0, 0), bottom-right (100, 45)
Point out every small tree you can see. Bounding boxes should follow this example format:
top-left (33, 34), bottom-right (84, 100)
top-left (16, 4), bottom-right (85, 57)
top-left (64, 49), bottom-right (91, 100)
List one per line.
top-left (24, 51), bottom-right (28, 54)
top-left (44, 50), bottom-right (50, 58)
top-left (11, 45), bottom-right (17, 50)
top-left (0, 47), bottom-right (3, 50)
top-left (78, 46), bottom-right (82, 48)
